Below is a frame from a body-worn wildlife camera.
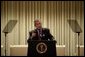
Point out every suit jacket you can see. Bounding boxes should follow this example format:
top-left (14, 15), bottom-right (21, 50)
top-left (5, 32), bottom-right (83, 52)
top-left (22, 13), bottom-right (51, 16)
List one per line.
top-left (28, 28), bottom-right (53, 41)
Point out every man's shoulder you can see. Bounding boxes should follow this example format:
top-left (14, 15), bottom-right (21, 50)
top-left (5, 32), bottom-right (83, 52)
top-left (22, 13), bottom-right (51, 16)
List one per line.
top-left (43, 28), bottom-right (49, 31)
top-left (29, 28), bottom-right (49, 32)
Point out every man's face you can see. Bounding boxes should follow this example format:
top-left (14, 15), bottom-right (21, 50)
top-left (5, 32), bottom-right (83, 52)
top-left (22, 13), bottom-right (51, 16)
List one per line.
top-left (35, 21), bottom-right (42, 29)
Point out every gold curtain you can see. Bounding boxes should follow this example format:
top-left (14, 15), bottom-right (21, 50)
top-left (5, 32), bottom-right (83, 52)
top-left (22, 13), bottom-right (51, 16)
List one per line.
top-left (1, 1), bottom-right (84, 56)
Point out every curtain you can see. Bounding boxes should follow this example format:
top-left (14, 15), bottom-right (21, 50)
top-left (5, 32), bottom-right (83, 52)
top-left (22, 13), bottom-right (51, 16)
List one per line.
top-left (1, 1), bottom-right (84, 56)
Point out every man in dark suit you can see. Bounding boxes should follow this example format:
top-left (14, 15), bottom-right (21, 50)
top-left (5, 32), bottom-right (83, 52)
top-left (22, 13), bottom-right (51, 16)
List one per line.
top-left (27, 20), bottom-right (56, 56)
top-left (28, 19), bottom-right (54, 41)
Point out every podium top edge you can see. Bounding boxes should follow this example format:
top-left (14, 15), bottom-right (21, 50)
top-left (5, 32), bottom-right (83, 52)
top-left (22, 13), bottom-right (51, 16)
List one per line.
top-left (28, 40), bottom-right (57, 42)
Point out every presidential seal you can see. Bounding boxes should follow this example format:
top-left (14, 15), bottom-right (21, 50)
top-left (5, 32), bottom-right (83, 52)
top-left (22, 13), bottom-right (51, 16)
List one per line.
top-left (36, 42), bottom-right (47, 54)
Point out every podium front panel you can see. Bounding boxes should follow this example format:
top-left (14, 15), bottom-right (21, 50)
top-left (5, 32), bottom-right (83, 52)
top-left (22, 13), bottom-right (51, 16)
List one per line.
top-left (27, 40), bottom-right (56, 56)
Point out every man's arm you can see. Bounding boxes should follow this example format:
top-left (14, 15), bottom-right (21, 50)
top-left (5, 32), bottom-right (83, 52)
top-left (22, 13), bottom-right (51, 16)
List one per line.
top-left (28, 30), bottom-right (36, 41)
top-left (46, 29), bottom-right (54, 40)
top-left (27, 32), bottom-right (32, 41)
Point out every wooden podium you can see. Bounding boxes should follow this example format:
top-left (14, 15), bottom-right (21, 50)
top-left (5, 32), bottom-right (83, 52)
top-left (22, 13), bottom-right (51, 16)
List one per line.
top-left (27, 40), bottom-right (56, 56)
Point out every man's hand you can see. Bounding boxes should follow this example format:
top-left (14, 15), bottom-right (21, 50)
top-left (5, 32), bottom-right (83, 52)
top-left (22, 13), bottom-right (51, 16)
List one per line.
top-left (32, 32), bottom-right (36, 37)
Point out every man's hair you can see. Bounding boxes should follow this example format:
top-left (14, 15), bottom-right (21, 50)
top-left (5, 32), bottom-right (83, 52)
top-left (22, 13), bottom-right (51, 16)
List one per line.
top-left (34, 19), bottom-right (40, 23)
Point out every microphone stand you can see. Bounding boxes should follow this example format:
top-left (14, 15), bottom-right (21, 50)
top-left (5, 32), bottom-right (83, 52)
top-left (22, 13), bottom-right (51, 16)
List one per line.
top-left (76, 32), bottom-right (80, 56)
top-left (4, 32), bottom-right (8, 56)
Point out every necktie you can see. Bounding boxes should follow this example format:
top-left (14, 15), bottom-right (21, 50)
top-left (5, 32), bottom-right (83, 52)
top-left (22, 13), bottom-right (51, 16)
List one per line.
top-left (37, 29), bottom-right (42, 39)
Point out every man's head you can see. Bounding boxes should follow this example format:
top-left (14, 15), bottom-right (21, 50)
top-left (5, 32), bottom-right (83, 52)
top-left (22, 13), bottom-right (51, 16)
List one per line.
top-left (34, 19), bottom-right (42, 29)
